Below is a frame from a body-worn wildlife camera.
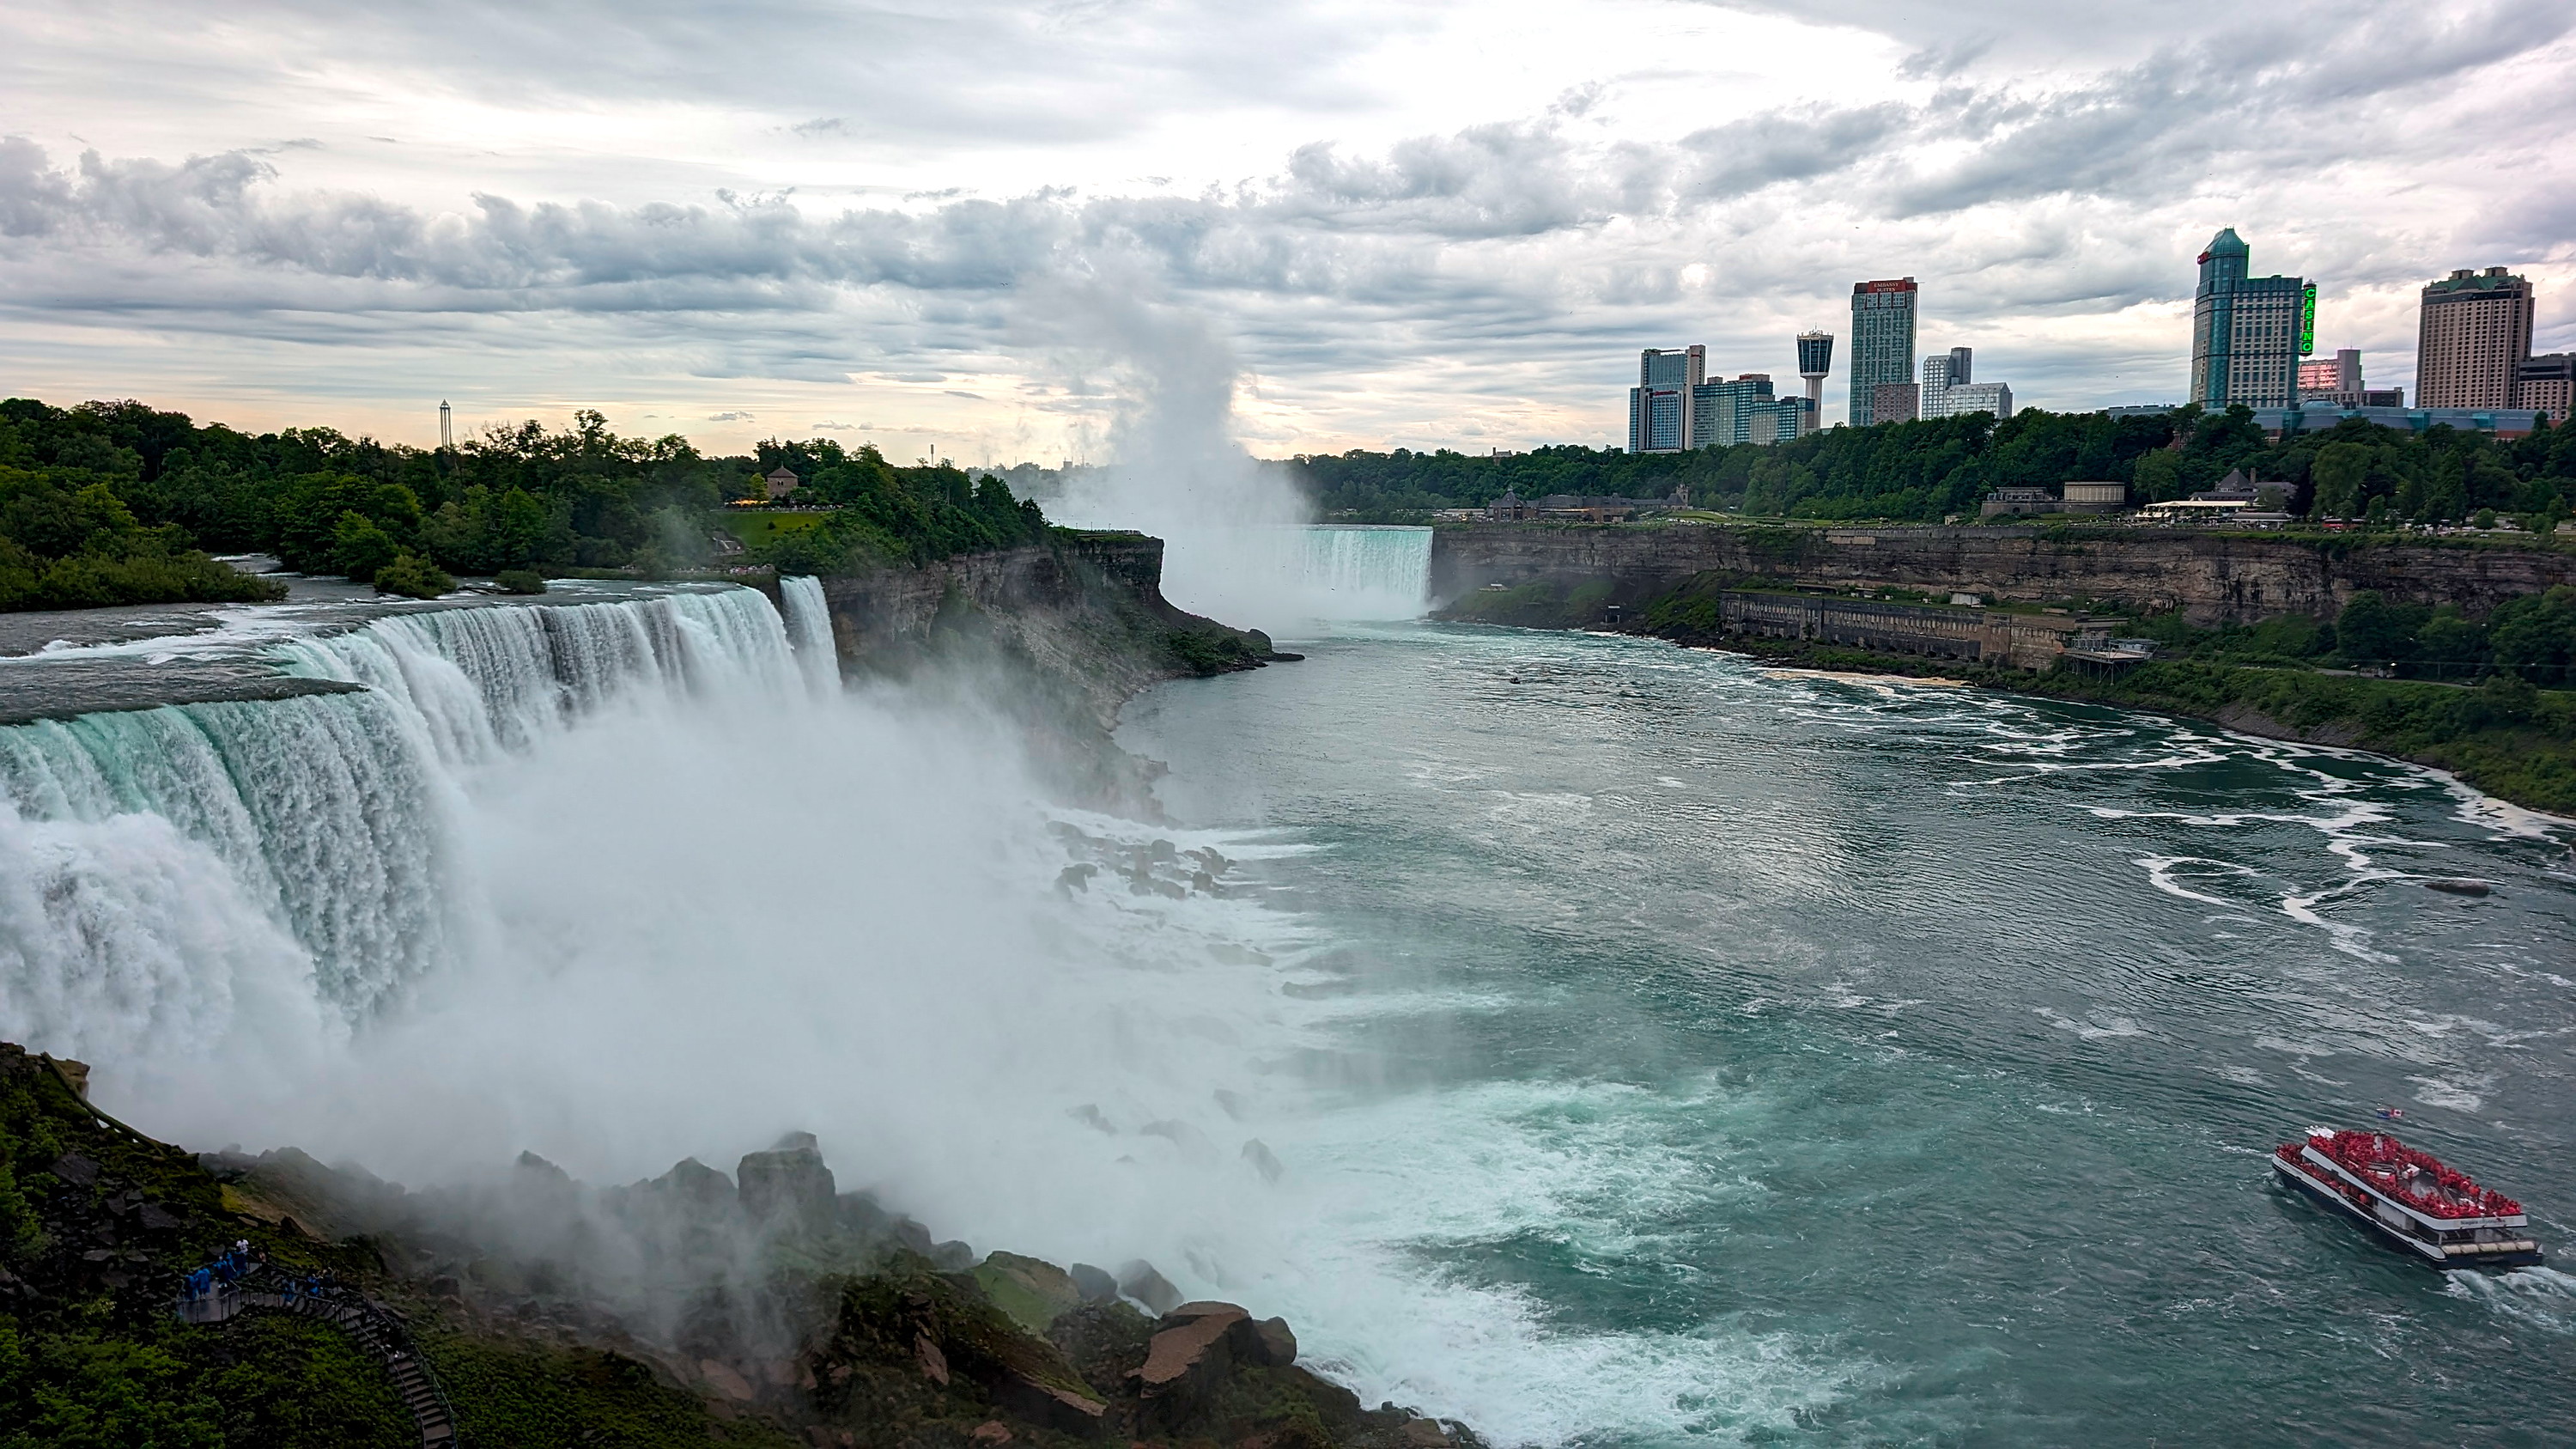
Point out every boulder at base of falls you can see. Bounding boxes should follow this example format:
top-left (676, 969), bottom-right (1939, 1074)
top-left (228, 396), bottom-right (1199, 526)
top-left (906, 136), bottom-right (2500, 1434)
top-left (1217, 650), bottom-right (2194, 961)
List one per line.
top-left (1069, 1261), bottom-right (1120, 1304)
top-left (975, 1251), bottom-right (1084, 1334)
top-left (1117, 1258), bottom-right (1184, 1314)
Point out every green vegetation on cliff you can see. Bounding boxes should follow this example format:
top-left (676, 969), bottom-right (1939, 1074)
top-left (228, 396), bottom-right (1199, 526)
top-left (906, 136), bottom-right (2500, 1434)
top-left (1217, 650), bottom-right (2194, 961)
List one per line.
top-left (0, 398), bottom-right (1054, 606)
top-left (0, 1044), bottom-right (413, 1447)
top-left (1301, 406), bottom-right (2576, 528)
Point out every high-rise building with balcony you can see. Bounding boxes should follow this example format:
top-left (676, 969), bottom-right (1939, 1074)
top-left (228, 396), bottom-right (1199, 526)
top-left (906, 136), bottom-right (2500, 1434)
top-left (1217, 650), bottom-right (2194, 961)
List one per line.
top-left (2417, 267), bottom-right (2534, 411)
top-left (1850, 279), bottom-right (1917, 426)
top-left (1628, 345), bottom-right (1706, 452)
top-left (2189, 228), bottom-right (2311, 411)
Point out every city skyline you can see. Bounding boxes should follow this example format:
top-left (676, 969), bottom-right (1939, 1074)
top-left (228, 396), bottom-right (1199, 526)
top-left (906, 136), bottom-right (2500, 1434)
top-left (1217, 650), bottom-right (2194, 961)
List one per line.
top-left (0, 0), bottom-right (2572, 462)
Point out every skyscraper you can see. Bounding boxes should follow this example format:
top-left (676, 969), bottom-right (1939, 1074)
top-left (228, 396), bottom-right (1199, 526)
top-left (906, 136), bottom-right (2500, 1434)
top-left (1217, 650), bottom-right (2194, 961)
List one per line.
top-left (1921, 346), bottom-right (1972, 417)
top-left (1628, 345), bottom-right (1705, 453)
top-left (1795, 331), bottom-right (1833, 431)
top-left (2416, 267), bottom-right (2534, 411)
top-left (1691, 374), bottom-right (1807, 447)
top-left (2189, 228), bottom-right (2311, 411)
top-left (1849, 279), bottom-right (1917, 426)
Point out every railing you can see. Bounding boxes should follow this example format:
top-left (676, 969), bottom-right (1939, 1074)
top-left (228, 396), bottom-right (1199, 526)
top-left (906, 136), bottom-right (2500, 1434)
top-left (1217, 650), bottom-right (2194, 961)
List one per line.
top-left (177, 1263), bottom-right (461, 1446)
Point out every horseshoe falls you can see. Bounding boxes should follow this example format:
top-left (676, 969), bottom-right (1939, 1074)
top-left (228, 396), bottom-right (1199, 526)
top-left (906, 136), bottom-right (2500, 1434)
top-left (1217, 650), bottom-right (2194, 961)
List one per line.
top-left (1296, 526), bottom-right (1432, 622)
top-left (5, 581), bottom-right (2576, 1446)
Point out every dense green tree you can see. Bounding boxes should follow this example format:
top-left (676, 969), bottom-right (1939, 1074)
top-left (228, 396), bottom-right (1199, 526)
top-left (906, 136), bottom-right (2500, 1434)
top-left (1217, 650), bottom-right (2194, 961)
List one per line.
top-left (1291, 406), bottom-right (2569, 527)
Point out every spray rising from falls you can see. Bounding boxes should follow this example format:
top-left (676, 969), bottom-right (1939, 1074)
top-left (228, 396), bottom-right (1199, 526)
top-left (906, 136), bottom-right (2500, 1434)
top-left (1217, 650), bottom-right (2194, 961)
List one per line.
top-left (0, 579), bottom-right (1801, 1443)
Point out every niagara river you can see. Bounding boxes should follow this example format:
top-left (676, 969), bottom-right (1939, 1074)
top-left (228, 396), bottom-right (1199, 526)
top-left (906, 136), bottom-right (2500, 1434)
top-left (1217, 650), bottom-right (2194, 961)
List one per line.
top-left (0, 539), bottom-right (2570, 1447)
top-left (1114, 577), bottom-right (2576, 1445)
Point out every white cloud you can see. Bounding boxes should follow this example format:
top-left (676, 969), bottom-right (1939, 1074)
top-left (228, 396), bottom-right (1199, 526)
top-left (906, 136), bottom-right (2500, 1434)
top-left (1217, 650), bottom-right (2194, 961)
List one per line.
top-left (0, 0), bottom-right (2570, 456)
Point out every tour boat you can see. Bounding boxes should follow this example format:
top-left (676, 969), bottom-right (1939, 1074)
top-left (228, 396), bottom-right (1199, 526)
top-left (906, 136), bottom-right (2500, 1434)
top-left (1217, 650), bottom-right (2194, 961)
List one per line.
top-left (2273, 1127), bottom-right (2543, 1269)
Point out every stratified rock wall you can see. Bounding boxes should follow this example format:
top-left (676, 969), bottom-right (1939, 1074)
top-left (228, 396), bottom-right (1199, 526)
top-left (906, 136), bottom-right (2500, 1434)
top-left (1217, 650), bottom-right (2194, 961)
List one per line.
top-left (815, 535), bottom-right (1276, 812)
top-left (1429, 523), bottom-right (2576, 624)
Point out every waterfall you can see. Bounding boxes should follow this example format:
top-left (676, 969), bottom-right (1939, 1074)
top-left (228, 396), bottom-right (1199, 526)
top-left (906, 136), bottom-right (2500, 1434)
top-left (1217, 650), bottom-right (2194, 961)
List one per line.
top-left (0, 588), bottom-right (805, 1052)
top-left (778, 575), bottom-right (842, 697)
top-left (1297, 526), bottom-right (1431, 619)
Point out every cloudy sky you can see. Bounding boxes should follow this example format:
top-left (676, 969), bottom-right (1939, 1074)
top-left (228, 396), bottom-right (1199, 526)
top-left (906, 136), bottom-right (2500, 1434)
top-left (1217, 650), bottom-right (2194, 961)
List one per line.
top-left (3, 0), bottom-right (2572, 461)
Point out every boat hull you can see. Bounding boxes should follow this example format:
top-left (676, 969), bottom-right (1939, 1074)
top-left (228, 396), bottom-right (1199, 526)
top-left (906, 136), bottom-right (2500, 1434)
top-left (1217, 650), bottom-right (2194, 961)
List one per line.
top-left (2275, 1159), bottom-right (2544, 1269)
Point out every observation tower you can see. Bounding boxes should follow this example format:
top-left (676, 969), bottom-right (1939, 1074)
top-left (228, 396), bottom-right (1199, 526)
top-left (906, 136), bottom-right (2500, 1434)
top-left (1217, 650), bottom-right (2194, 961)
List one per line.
top-left (1795, 331), bottom-right (1834, 429)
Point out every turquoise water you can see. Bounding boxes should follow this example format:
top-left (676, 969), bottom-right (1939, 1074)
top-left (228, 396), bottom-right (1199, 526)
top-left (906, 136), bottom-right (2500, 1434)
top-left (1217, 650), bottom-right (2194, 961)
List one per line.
top-left (1120, 622), bottom-right (2576, 1447)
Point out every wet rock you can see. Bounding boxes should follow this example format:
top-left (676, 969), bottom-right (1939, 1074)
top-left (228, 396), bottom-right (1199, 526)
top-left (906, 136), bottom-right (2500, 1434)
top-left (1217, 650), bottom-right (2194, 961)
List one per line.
top-left (1140, 1119), bottom-right (1218, 1164)
top-left (1067, 1104), bottom-right (1115, 1134)
top-left (970, 1422), bottom-right (1014, 1445)
top-left (650, 1156), bottom-right (737, 1213)
top-left (914, 1332), bottom-right (951, 1385)
top-left (738, 1136), bottom-right (837, 1238)
top-left (1134, 1301), bottom-right (1249, 1424)
top-left (975, 1251), bottom-right (1081, 1333)
top-left (1242, 1139), bottom-right (1284, 1184)
top-left (136, 1202), bottom-right (184, 1233)
top-left (930, 1239), bottom-right (977, 1271)
top-left (1056, 863), bottom-right (1097, 892)
top-left (699, 1359), bottom-right (756, 1402)
top-left (50, 1152), bottom-right (99, 1186)
top-left (1067, 1263), bottom-right (1119, 1304)
top-left (2424, 878), bottom-right (2492, 897)
top-left (1117, 1259), bottom-right (1183, 1315)
top-left (1249, 1316), bottom-right (1297, 1367)
top-left (891, 1215), bottom-right (934, 1256)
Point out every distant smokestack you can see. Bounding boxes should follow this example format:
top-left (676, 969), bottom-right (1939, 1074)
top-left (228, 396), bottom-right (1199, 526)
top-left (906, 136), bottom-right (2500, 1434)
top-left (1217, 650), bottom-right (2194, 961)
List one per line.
top-left (438, 400), bottom-right (453, 450)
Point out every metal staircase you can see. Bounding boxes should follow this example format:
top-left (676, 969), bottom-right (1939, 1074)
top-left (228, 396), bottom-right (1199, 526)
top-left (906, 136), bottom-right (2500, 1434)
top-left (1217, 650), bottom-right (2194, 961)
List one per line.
top-left (180, 1270), bottom-right (459, 1446)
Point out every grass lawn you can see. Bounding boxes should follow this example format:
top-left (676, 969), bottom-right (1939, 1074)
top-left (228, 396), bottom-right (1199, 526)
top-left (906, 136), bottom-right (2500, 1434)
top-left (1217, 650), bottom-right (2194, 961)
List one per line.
top-left (719, 510), bottom-right (834, 549)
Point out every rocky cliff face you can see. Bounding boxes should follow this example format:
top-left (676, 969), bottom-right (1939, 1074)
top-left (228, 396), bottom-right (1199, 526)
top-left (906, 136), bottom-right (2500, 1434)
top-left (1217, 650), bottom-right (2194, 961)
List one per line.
top-left (1430, 523), bottom-right (2576, 624)
top-left (816, 534), bottom-right (1281, 811)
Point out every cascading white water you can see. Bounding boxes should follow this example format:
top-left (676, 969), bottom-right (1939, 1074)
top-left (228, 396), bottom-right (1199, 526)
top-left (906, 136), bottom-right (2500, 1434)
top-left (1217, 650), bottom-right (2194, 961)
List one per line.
top-left (1298, 526), bottom-right (1431, 618)
top-left (777, 575), bottom-right (842, 697)
top-left (0, 588), bottom-right (805, 1047)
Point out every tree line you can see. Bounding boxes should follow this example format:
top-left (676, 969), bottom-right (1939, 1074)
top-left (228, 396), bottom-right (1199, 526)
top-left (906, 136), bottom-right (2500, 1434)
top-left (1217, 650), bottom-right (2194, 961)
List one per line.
top-left (1297, 405), bottom-right (2576, 529)
top-left (0, 399), bottom-right (1051, 611)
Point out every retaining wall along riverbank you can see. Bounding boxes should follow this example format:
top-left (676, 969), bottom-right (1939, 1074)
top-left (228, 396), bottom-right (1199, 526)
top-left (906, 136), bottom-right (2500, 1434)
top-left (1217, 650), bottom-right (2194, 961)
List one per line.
top-left (1429, 522), bottom-right (2576, 624)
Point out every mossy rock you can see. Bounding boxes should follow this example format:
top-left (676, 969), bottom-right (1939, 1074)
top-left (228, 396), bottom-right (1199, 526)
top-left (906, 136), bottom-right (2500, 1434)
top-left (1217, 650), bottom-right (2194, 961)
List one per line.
top-left (972, 1251), bottom-right (1081, 1336)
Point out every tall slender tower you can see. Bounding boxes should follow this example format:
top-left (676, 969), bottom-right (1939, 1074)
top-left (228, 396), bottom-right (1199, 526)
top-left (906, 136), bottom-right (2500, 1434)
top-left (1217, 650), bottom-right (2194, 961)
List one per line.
top-left (438, 400), bottom-right (453, 450)
top-left (1796, 332), bottom-right (1834, 431)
